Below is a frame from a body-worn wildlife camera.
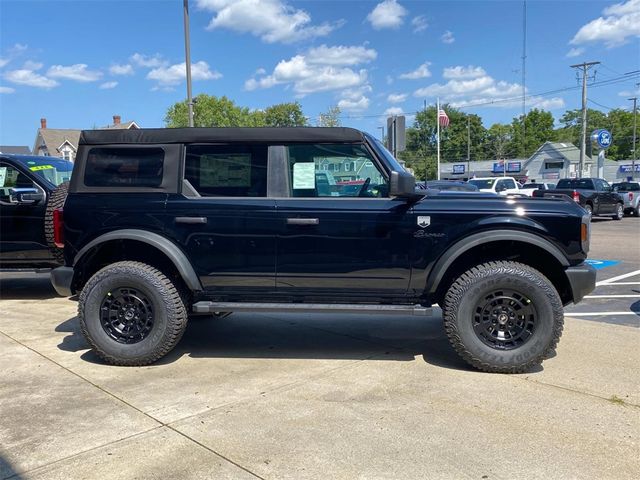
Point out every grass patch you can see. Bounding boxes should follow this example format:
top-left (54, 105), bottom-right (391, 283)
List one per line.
top-left (609, 395), bottom-right (626, 406)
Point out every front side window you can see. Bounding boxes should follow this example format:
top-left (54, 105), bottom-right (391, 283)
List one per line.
top-left (286, 144), bottom-right (388, 197)
top-left (85, 147), bottom-right (164, 187)
top-left (185, 145), bottom-right (268, 197)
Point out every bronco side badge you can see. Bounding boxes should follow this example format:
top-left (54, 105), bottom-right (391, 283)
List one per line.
top-left (417, 216), bottom-right (431, 228)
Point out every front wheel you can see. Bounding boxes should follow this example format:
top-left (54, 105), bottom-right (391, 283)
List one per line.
top-left (442, 261), bottom-right (564, 373)
top-left (612, 203), bottom-right (624, 220)
top-left (78, 261), bottom-right (188, 366)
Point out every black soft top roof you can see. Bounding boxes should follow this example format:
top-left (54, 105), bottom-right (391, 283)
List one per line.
top-left (79, 127), bottom-right (365, 145)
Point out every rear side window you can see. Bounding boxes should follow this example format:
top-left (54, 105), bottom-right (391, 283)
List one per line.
top-left (85, 148), bottom-right (164, 187)
top-left (185, 145), bottom-right (268, 197)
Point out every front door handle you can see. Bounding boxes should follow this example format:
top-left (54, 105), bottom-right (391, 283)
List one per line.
top-left (175, 216), bottom-right (207, 224)
top-left (287, 218), bottom-right (319, 225)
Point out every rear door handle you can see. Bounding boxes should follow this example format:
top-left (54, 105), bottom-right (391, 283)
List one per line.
top-left (286, 218), bottom-right (319, 225)
top-left (175, 216), bottom-right (207, 224)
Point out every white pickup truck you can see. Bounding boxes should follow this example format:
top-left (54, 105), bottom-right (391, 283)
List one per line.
top-left (467, 176), bottom-right (521, 195)
top-left (519, 182), bottom-right (556, 197)
top-left (612, 181), bottom-right (640, 217)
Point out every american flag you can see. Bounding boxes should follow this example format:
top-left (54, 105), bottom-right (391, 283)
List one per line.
top-left (438, 108), bottom-right (450, 127)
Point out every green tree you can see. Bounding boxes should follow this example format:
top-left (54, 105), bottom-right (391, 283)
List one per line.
top-left (317, 105), bottom-right (342, 127)
top-left (606, 109), bottom-right (634, 160)
top-left (510, 109), bottom-right (555, 157)
top-left (165, 94), bottom-right (261, 127)
top-left (263, 101), bottom-right (307, 126)
top-left (483, 123), bottom-right (514, 159)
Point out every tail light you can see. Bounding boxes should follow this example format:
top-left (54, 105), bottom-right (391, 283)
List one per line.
top-left (53, 208), bottom-right (64, 248)
top-left (581, 214), bottom-right (591, 253)
top-left (572, 190), bottom-right (580, 202)
top-left (629, 192), bottom-right (634, 201)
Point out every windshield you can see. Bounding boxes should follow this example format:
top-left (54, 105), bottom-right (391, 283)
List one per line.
top-left (366, 134), bottom-right (407, 173)
top-left (468, 179), bottom-right (496, 189)
top-left (17, 157), bottom-right (73, 186)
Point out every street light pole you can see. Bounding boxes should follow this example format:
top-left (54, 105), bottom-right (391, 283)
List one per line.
top-left (183, 0), bottom-right (194, 127)
top-left (378, 126), bottom-right (384, 142)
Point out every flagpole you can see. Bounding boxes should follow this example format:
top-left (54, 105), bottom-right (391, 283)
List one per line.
top-left (436, 97), bottom-right (441, 180)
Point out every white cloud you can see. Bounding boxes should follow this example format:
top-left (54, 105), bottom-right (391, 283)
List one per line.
top-left (411, 15), bottom-right (428, 33)
top-left (197, 0), bottom-right (340, 44)
top-left (245, 45), bottom-right (374, 95)
top-left (387, 93), bottom-right (407, 103)
top-left (398, 62), bottom-right (431, 80)
top-left (443, 65), bottom-right (486, 79)
top-left (0, 86), bottom-right (15, 94)
top-left (4, 68), bottom-right (59, 89)
top-left (99, 81), bottom-right (118, 89)
top-left (367, 0), bottom-right (407, 30)
top-left (566, 47), bottom-right (585, 58)
top-left (414, 67), bottom-right (564, 110)
top-left (47, 64), bottom-right (103, 82)
top-left (338, 95), bottom-right (370, 111)
top-left (571, 0), bottom-right (640, 47)
top-left (0, 58), bottom-right (8, 68)
top-left (0, 44), bottom-right (28, 69)
top-left (109, 64), bottom-right (134, 75)
top-left (147, 61), bottom-right (222, 86)
top-left (441, 30), bottom-right (455, 44)
top-left (306, 45), bottom-right (377, 66)
top-left (130, 53), bottom-right (166, 68)
top-left (23, 61), bottom-right (43, 71)
top-left (385, 106), bottom-right (404, 115)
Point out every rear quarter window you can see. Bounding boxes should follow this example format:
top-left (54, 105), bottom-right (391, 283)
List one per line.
top-left (84, 147), bottom-right (164, 187)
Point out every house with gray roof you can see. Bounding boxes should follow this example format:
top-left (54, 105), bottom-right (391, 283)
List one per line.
top-left (33, 115), bottom-right (139, 162)
top-left (0, 146), bottom-right (31, 155)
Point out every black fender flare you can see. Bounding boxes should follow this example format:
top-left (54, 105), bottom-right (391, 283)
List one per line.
top-left (425, 230), bottom-right (570, 294)
top-left (74, 229), bottom-right (202, 291)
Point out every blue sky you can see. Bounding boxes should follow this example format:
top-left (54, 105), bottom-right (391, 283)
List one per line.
top-left (1, 0), bottom-right (639, 148)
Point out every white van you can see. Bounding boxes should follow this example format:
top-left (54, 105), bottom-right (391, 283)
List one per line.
top-left (468, 177), bottom-right (521, 195)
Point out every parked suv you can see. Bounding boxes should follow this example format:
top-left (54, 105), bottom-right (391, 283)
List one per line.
top-left (0, 154), bottom-right (72, 269)
top-left (467, 176), bottom-right (521, 195)
top-left (51, 127), bottom-right (595, 373)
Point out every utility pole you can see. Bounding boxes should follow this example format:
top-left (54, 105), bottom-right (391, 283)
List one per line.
top-left (630, 94), bottom-right (638, 178)
top-left (466, 116), bottom-right (471, 179)
top-left (521, 0), bottom-right (527, 159)
top-left (378, 126), bottom-right (384, 142)
top-left (183, 0), bottom-right (194, 127)
top-left (570, 61), bottom-right (600, 178)
top-left (424, 99), bottom-right (428, 182)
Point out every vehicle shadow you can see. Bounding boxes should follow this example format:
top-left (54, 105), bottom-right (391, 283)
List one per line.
top-left (58, 313), bottom-right (475, 371)
top-left (0, 273), bottom-right (59, 300)
top-left (0, 451), bottom-right (24, 480)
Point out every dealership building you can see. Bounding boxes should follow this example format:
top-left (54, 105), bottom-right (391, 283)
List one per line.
top-left (439, 141), bottom-right (639, 183)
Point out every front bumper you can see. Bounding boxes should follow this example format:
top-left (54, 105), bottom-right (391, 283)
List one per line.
top-left (50, 266), bottom-right (74, 297)
top-left (565, 262), bottom-right (596, 304)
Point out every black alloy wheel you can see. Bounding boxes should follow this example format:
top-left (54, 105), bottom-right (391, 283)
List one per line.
top-left (472, 289), bottom-right (536, 350)
top-left (100, 287), bottom-right (155, 344)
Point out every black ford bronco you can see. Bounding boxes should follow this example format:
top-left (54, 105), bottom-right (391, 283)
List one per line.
top-left (0, 154), bottom-right (72, 269)
top-left (51, 127), bottom-right (596, 372)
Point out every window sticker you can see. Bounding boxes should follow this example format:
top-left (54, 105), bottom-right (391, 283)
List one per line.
top-left (29, 164), bottom-right (54, 172)
top-left (0, 167), bottom-right (6, 187)
top-left (293, 162), bottom-right (316, 189)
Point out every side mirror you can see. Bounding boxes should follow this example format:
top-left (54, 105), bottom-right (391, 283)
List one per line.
top-left (10, 187), bottom-right (44, 205)
top-left (390, 171), bottom-right (420, 199)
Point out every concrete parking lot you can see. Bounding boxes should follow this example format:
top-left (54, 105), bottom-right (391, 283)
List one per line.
top-left (1, 217), bottom-right (638, 480)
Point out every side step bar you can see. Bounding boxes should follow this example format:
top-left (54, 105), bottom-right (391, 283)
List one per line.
top-left (193, 302), bottom-right (433, 316)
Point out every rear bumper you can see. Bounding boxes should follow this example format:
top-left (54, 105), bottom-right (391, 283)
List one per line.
top-left (565, 263), bottom-right (596, 304)
top-left (50, 266), bottom-right (74, 297)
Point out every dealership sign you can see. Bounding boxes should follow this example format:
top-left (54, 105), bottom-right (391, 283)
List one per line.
top-left (619, 164), bottom-right (640, 173)
top-left (493, 161), bottom-right (521, 173)
top-left (453, 164), bottom-right (465, 174)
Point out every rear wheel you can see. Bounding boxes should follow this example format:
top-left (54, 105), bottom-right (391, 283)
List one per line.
top-left (612, 203), bottom-right (624, 220)
top-left (584, 203), bottom-right (593, 217)
top-left (79, 261), bottom-right (188, 366)
top-left (634, 206), bottom-right (640, 217)
top-left (442, 261), bottom-right (564, 373)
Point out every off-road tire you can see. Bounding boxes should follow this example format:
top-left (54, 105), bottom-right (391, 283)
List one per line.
top-left (612, 203), bottom-right (624, 220)
top-left (44, 181), bottom-right (69, 264)
top-left (634, 206), bottom-right (640, 217)
top-left (79, 261), bottom-right (188, 366)
top-left (442, 261), bottom-right (564, 373)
